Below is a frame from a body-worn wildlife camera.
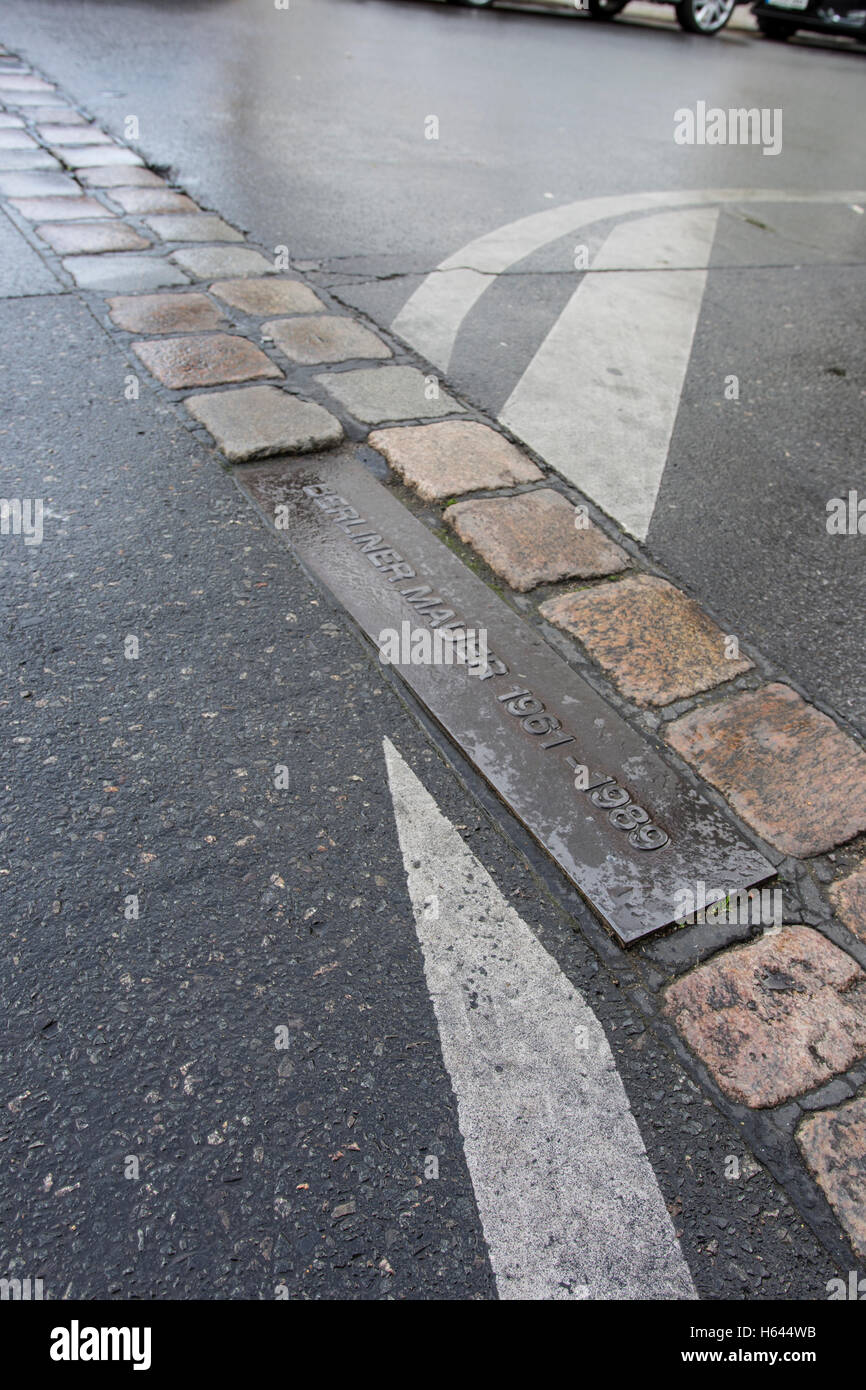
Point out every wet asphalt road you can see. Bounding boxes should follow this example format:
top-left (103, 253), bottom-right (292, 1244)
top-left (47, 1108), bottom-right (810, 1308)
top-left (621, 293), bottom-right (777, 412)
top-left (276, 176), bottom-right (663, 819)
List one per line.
top-left (0, 287), bottom-right (835, 1300)
top-left (0, 288), bottom-right (499, 1300)
top-left (0, 0), bottom-right (863, 737)
top-left (0, 0), bottom-right (862, 1301)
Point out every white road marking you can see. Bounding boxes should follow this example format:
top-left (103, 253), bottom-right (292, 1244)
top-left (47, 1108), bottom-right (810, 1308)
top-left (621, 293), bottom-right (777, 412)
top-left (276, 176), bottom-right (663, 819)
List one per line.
top-left (391, 188), bottom-right (866, 373)
top-left (384, 737), bottom-right (696, 1302)
top-left (500, 207), bottom-right (719, 540)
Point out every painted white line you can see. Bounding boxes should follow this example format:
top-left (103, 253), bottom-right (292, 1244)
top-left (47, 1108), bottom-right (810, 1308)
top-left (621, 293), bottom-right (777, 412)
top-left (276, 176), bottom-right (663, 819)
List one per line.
top-left (384, 737), bottom-right (696, 1302)
top-left (391, 188), bottom-right (866, 372)
top-left (500, 206), bottom-right (719, 541)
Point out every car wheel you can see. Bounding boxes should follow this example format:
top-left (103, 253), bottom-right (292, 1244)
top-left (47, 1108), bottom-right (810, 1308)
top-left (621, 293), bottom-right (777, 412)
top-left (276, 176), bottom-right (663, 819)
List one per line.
top-left (675, 0), bottom-right (736, 32)
top-left (451, 0), bottom-right (495, 7)
top-left (756, 14), bottom-right (796, 37)
top-left (587, 0), bottom-right (630, 18)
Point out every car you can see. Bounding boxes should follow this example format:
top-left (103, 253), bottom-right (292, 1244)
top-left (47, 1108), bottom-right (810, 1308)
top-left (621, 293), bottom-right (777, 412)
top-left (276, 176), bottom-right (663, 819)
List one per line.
top-left (446, 0), bottom-right (750, 37)
top-left (586, 0), bottom-right (748, 32)
top-left (752, 0), bottom-right (866, 41)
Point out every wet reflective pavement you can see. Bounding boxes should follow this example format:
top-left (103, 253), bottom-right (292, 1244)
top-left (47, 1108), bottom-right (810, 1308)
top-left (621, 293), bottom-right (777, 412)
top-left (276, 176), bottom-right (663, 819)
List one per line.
top-left (0, 0), bottom-right (862, 732)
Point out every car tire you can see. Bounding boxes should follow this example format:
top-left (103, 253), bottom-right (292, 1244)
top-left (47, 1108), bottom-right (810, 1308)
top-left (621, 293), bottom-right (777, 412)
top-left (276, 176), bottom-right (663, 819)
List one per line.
top-left (450, 1), bottom-right (495, 7)
top-left (756, 14), bottom-right (796, 37)
top-left (675, 0), bottom-right (736, 32)
top-left (587, 0), bottom-right (630, 18)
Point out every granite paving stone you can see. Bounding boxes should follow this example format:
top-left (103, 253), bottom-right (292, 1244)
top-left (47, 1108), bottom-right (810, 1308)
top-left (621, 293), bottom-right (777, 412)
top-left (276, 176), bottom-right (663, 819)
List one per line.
top-left (445, 489), bottom-right (629, 592)
top-left (0, 76), bottom-right (55, 92)
top-left (830, 865), bottom-right (866, 945)
top-left (9, 194), bottom-right (113, 221)
top-left (797, 1094), bottom-right (866, 1258)
top-left (664, 926), bottom-right (866, 1108)
top-left (185, 384), bottom-right (343, 462)
top-left (79, 166), bottom-right (166, 189)
top-left (107, 188), bottom-right (199, 215)
top-left (22, 105), bottom-right (85, 123)
top-left (263, 314), bottom-right (391, 365)
top-left (55, 145), bottom-right (144, 169)
top-left (0, 129), bottom-right (36, 149)
top-left (62, 253), bottom-right (190, 292)
top-left (314, 365), bottom-right (463, 424)
top-left (107, 292), bottom-right (226, 335)
top-left (36, 220), bottom-right (150, 254)
top-left (144, 213), bottom-right (243, 243)
top-left (171, 246), bottom-right (275, 279)
top-left (210, 277), bottom-right (325, 316)
top-left (0, 170), bottom-right (79, 198)
top-left (367, 420), bottom-right (543, 501)
top-left (539, 574), bottom-right (753, 706)
top-left (667, 683), bottom-right (866, 857)
top-left (40, 125), bottom-right (113, 145)
top-left (2, 92), bottom-right (67, 108)
top-left (132, 333), bottom-right (282, 390)
top-left (0, 148), bottom-right (60, 170)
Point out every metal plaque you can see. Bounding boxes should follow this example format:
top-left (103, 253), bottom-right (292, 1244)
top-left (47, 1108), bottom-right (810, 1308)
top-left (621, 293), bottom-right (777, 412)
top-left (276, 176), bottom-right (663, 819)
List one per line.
top-left (238, 451), bottom-right (774, 945)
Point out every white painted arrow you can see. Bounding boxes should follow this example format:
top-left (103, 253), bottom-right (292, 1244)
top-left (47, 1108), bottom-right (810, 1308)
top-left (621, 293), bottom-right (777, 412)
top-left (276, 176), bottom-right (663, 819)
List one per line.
top-left (391, 188), bottom-right (866, 374)
top-left (384, 737), bottom-right (696, 1301)
top-left (500, 206), bottom-right (719, 540)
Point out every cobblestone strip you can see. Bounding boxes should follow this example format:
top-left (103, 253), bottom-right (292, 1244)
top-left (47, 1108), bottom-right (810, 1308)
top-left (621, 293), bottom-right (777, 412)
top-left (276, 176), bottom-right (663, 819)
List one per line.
top-left (3, 46), bottom-right (866, 1262)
